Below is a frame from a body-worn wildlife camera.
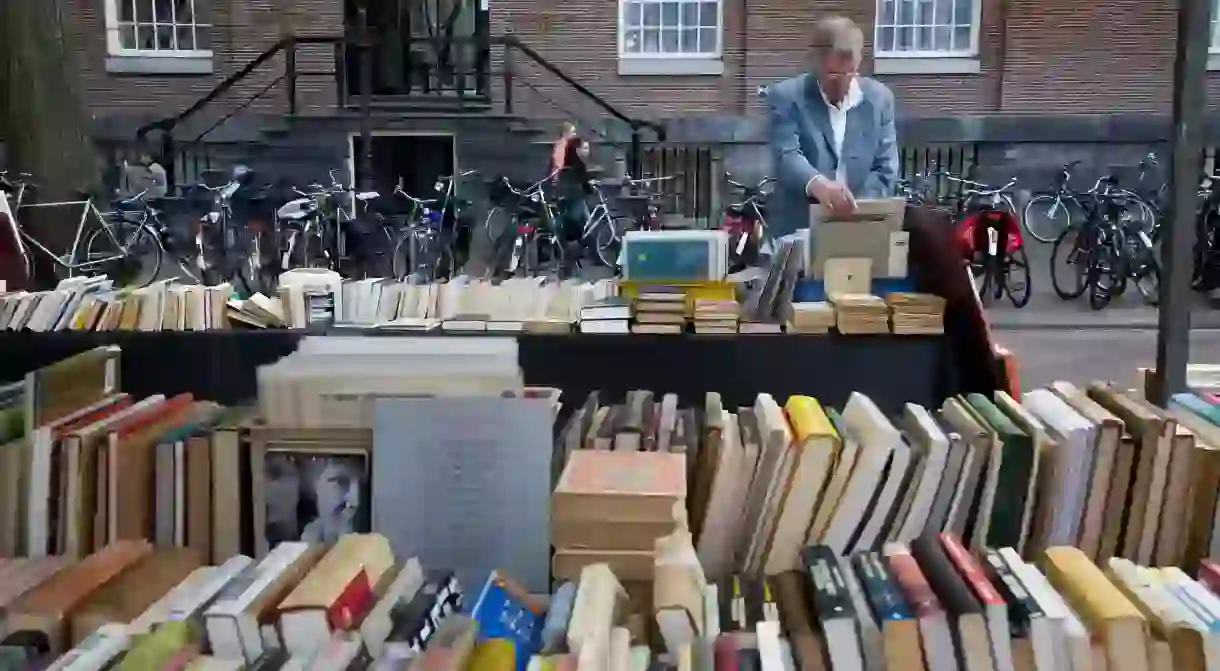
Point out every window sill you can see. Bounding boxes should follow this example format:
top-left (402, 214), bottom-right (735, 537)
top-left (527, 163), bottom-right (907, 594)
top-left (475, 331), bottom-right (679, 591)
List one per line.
top-left (617, 57), bottom-right (724, 76)
top-left (1209, 53), bottom-right (1220, 71)
top-left (872, 57), bottom-right (981, 75)
top-left (105, 55), bottom-right (214, 75)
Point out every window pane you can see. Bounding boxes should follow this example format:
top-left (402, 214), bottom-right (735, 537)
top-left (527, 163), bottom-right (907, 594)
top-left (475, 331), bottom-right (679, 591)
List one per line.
top-left (898, 0), bottom-right (914, 24)
top-left (661, 28), bottom-right (679, 52)
top-left (643, 27), bottom-right (660, 51)
top-left (916, 25), bottom-right (932, 50)
top-left (624, 28), bottom-right (642, 52)
top-left (680, 27), bottom-right (698, 52)
top-left (156, 24), bottom-right (174, 49)
top-left (176, 0), bottom-right (194, 22)
top-left (176, 25), bottom-right (195, 50)
top-left (953, 25), bottom-right (970, 50)
top-left (682, 2), bottom-right (698, 27)
top-left (119, 23), bottom-right (137, 48)
top-left (953, 0), bottom-right (971, 25)
top-left (934, 0), bottom-right (952, 23)
top-left (698, 27), bottom-right (716, 52)
top-left (136, 24), bottom-right (156, 49)
top-left (120, 0), bottom-right (136, 21)
top-left (661, 2), bottom-right (679, 27)
top-left (933, 25), bottom-right (951, 50)
top-left (698, 1), bottom-right (716, 27)
top-left (917, 0), bottom-right (933, 25)
top-left (626, 1), bottom-right (641, 26)
top-left (193, 0), bottom-right (212, 26)
top-left (135, 0), bottom-right (153, 22)
top-left (881, 0), bottom-right (895, 25)
top-left (897, 26), bottom-right (913, 50)
top-left (154, 0), bottom-right (174, 22)
top-left (877, 26), bottom-right (894, 51)
top-left (643, 3), bottom-right (660, 26)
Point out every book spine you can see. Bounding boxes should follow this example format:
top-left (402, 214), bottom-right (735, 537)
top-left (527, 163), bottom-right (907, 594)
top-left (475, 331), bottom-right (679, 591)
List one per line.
top-left (939, 534), bottom-right (1006, 606)
top-left (801, 545), bottom-right (856, 620)
top-left (853, 552), bottom-right (914, 621)
top-left (881, 544), bottom-right (943, 618)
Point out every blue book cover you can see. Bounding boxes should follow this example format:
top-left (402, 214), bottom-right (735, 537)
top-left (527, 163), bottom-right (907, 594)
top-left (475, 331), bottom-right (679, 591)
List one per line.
top-left (539, 581), bottom-right (577, 653)
top-left (623, 239), bottom-right (713, 282)
top-left (1170, 393), bottom-right (1220, 426)
top-left (465, 571), bottom-right (544, 671)
top-left (852, 553), bottom-right (915, 621)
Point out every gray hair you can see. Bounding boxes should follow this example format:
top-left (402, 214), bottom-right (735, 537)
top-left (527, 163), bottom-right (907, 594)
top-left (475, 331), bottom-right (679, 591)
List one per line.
top-left (811, 16), bottom-right (864, 65)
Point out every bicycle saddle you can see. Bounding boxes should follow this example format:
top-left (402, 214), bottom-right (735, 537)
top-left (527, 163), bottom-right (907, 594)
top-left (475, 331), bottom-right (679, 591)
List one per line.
top-left (355, 191), bottom-right (380, 201)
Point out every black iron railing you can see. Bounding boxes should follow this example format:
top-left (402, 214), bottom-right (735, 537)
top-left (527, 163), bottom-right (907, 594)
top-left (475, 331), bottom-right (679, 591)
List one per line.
top-left (135, 33), bottom-right (665, 190)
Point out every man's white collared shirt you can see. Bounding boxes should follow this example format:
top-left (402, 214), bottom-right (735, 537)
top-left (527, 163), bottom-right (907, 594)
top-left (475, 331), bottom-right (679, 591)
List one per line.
top-left (819, 78), bottom-right (863, 184)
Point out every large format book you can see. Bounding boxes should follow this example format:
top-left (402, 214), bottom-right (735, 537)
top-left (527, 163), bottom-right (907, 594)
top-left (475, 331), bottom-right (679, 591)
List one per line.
top-left (763, 397), bottom-right (837, 575)
top-left (1048, 382), bottom-right (1122, 560)
top-left (944, 537), bottom-right (1015, 671)
top-left (1104, 558), bottom-right (1207, 671)
top-left (822, 393), bottom-right (898, 555)
top-left (4, 540), bottom-right (151, 658)
top-left (806, 408), bottom-right (861, 547)
top-left (850, 431), bottom-right (914, 555)
top-left (204, 542), bottom-right (329, 663)
top-left (1088, 384), bottom-right (1175, 564)
top-left (940, 397), bottom-right (992, 548)
top-left (1022, 389), bottom-right (1094, 550)
top-left (1041, 546), bottom-right (1149, 671)
top-left (965, 394), bottom-right (1035, 552)
top-left (277, 533), bottom-right (395, 656)
top-left (991, 391), bottom-right (1047, 556)
top-left (852, 552), bottom-right (922, 671)
top-left (70, 547), bottom-right (204, 645)
top-left (1163, 398), bottom-right (1220, 569)
top-left (881, 543), bottom-right (957, 671)
top-left (891, 404), bottom-right (950, 544)
top-left (770, 571), bottom-right (828, 671)
top-left (742, 394), bottom-right (794, 574)
top-left (910, 534), bottom-right (993, 671)
top-left (697, 412), bottom-right (746, 579)
top-left (567, 563), bottom-right (626, 657)
top-left (1003, 552), bottom-right (1077, 671)
top-left (800, 545), bottom-right (865, 671)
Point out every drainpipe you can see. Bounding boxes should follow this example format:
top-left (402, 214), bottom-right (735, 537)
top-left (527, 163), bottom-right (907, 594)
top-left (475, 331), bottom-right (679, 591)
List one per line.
top-left (358, 4), bottom-right (374, 190)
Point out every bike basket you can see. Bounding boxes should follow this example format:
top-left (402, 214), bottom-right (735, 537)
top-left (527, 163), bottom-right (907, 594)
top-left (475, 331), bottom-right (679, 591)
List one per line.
top-left (955, 210), bottom-right (1023, 258)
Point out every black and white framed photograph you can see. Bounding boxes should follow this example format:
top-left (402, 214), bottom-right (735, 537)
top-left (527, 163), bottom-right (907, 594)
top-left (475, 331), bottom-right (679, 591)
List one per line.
top-left (256, 447), bottom-right (371, 556)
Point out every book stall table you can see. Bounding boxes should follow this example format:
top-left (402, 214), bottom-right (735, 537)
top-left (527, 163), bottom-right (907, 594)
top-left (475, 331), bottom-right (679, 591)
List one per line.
top-left (0, 329), bottom-right (962, 414)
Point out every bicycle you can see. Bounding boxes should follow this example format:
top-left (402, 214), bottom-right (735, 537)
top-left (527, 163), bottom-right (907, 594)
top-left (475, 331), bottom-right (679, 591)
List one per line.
top-left (1, 171), bottom-right (163, 288)
top-left (389, 170), bottom-right (477, 281)
top-left (189, 166), bottom-right (272, 293)
top-left (1050, 176), bottom-right (1161, 309)
top-left (483, 171), bottom-right (564, 278)
top-left (951, 175), bottom-right (1031, 308)
top-left (578, 174), bottom-right (676, 269)
top-left (719, 174), bottom-right (773, 270)
top-left (1022, 160), bottom-right (1085, 244)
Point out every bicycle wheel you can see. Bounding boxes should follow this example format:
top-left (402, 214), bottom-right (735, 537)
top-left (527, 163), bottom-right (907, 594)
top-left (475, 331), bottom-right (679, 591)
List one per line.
top-left (1127, 232), bottom-right (1161, 306)
top-left (1050, 226), bottom-right (1089, 300)
top-left (1003, 245), bottom-right (1032, 308)
top-left (1023, 194), bottom-right (1073, 243)
top-left (83, 222), bottom-right (163, 288)
top-left (1086, 239), bottom-right (1119, 310)
top-left (594, 217), bottom-right (631, 268)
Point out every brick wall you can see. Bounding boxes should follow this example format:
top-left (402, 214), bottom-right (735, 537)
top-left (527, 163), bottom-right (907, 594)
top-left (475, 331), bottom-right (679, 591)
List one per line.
top-left (66, 0), bottom-right (342, 134)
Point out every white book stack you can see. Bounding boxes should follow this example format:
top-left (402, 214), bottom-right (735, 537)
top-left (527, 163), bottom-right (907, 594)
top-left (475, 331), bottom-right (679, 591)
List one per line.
top-left (580, 297), bottom-right (632, 335)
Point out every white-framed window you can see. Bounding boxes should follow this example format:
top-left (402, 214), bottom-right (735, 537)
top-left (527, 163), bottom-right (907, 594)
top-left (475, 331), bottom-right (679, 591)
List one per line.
top-left (874, 0), bottom-right (980, 58)
top-left (1211, 0), bottom-right (1219, 53)
top-left (618, 0), bottom-right (723, 59)
top-left (104, 0), bottom-right (213, 57)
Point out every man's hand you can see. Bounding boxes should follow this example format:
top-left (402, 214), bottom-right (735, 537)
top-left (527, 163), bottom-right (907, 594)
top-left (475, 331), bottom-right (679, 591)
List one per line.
top-left (806, 177), bottom-right (857, 215)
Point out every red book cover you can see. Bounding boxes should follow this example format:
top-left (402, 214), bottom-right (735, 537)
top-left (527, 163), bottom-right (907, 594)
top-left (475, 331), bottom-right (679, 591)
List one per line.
top-left (713, 634), bottom-right (739, 671)
top-left (112, 393), bottom-right (194, 438)
top-left (53, 395), bottom-right (132, 438)
top-left (883, 544), bottom-right (944, 617)
top-left (938, 533), bottom-right (1005, 606)
top-left (326, 569), bottom-right (374, 631)
top-left (1199, 560), bottom-right (1220, 596)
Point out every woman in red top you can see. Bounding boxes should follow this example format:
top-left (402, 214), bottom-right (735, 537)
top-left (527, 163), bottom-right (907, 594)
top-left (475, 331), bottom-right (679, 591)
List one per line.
top-left (549, 122), bottom-right (577, 176)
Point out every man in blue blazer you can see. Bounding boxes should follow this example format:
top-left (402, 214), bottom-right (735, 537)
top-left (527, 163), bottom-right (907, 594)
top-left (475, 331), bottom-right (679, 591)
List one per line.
top-left (763, 16), bottom-right (899, 238)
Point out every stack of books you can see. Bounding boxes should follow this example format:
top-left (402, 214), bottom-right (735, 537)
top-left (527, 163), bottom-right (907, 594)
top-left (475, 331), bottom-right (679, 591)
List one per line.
top-left (887, 291), bottom-right (947, 335)
top-left (786, 301), bottom-right (837, 334)
top-left (631, 292), bottom-right (687, 334)
top-left (579, 297), bottom-right (632, 335)
top-left (692, 299), bottom-right (739, 334)
top-left (829, 293), bottom-right (890, 334)
top-left (551, 450), bottom-right (686, 581)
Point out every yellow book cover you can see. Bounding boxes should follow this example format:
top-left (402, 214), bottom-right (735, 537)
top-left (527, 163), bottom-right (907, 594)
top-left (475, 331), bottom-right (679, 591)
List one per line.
top-left (1042, 546), bottom-right (1149, 671)
top-left (468, 639), bottom-right (517, 671)
top-left (278, 533), bottom-right (395, 611)
top-left (116, 619), bottom-right (195, 670)
top-left (783, 396), bottom-right (836, 442)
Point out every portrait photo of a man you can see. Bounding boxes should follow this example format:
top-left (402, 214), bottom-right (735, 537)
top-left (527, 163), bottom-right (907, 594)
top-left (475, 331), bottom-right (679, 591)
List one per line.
top-left (263, 450), bottom-right (371, 551)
